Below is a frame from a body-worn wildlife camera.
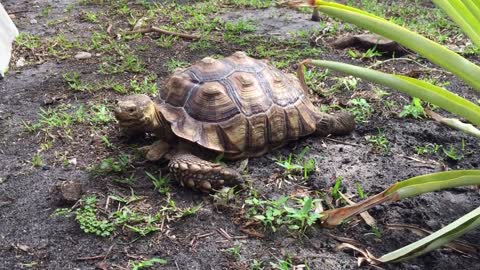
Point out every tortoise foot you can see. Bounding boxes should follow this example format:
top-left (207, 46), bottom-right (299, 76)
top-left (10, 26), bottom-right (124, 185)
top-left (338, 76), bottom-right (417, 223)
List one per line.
top-left (168, 153), bottom-right (243, 193)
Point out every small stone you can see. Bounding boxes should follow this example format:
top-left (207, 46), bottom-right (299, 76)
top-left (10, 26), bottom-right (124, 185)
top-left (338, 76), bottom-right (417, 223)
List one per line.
top-left (53, 181), bottom-right (83, 203)
top-left (30, 18), bottom-right (37, 24)
top-left (68, 158), bottom-right (77, 166)
top-left (16, 57), bottom-right (26, 68)
top-left (74, 52), bottom-right (92, 60)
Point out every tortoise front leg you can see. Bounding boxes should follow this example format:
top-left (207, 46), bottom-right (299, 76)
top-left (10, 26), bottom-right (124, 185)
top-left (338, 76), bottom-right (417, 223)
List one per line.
top-left (168, 152), bottom-right (243, 193)
top-left (315, 112), bottom-right (356, 137)
top-left (139, 140), bottom-right (170, 161)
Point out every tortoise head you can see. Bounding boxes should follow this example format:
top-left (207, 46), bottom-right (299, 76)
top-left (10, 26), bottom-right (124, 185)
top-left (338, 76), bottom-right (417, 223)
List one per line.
top-left (114, 94), bottom-right (157, 135)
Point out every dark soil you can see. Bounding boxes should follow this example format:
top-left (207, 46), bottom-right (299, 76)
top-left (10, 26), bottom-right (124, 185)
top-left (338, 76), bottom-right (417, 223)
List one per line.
top-left (1, 1), bottom-right (479, 270)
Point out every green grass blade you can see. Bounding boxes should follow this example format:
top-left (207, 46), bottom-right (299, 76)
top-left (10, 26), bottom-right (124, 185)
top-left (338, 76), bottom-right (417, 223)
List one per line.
top-left (311, 1), bottom-right (480, 93)
top-left (306, 60), bottom-right (480, 128)
top-left (433, 0), bottom-right (480, 47)
top-left (379, 206), bottom-right (480, 262)
top-left (384, 170), bottom-right (480, 199)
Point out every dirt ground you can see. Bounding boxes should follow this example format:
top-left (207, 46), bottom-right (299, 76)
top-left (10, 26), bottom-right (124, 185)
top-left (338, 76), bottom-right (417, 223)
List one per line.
top-left (0, 0), bottom-right (479, 269)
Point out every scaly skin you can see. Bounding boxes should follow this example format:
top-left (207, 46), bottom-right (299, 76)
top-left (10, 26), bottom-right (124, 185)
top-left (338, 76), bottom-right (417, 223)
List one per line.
top-left (167, 152), bottom-right (243, 193)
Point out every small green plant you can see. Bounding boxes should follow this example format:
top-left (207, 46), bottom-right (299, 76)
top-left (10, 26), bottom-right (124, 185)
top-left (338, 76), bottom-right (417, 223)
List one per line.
top-left (250, 259), bottom-right (264, 270)
top-left (362, 45), bottom-right (383, 58)
top-left (284, 197), bottom-right (321, 232)
top-left (91, 154), bottom-right (131, 175)
top-left (16, 33), bottom-right (41, 50)
top-left (63, 72), bottom-right (93, 92)
top-left (31, 153), bottom-right (44, 167)
top-left (164, 58), bottom-right (189, 72)
top-left (347, 98), bottom-right (374, 122)
top-left (246, 195), bottom-right (321, 233)
top-left (129, 75), bottom-right (158, 95)
top-left (399, 97), bottom-right (425, 119)
top-left (156, 35), bottom-right (177, 48)
top-left (145, 171), bottom-right (170, 195)
top-left (88, 104), bottom-right (114, 125)
top-left (82, 11), bottom-right (98, 23)
top-left (331, 176), bottom-right (343, 200)
top-left (224, 19), bottom-right (256, 34)
top-left (270, 257), bottom-right (293, 270)
top-left (414, 143), bottom-right (441, 155)
top-left (113, 174), bottom-right (136, 186)
top-left (366, 129), bottom-right (390, 153)
top-left (442, 144), bottom-right (463, 161)
top-left (40, 5), bottom-right (52, 17)
top-left (355, 182), bottom-right (365, 199)
top-left (275, 147), bottom-right (316, 179)
top-left (130, 258), bottom-right (167, 270)
top-left (226, 244), bottom-right (241, 260)
top-left (75, 196), bottom-right (115, 237)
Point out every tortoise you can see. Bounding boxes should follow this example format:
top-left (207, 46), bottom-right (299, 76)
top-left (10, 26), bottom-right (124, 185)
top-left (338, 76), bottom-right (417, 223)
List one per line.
top-left (114, 51), bottom-right (355, 192)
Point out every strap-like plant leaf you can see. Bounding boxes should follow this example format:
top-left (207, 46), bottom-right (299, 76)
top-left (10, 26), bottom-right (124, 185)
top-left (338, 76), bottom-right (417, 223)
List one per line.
top-left (320, 170), bottom-right (480, 227)
top-left (379, 206), bottom-right (480, 262)
top-left (433, 0), bottom-right (480, 47)
top-left (303, 0), bottom-right (480, 93)
top-left (299, 59), bottom-right (480, 129)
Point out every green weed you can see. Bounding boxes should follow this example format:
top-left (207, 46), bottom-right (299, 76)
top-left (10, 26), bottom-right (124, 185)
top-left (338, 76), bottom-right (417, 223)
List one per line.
top-left (347, 98), bottom-right (374, 122)
top-left (399, 97), bottom-right (425, 119)
top-left (130, 258), bottom-right (167, 270)
top-left (145, 171), bottom-right (170, 195)
top-left (366, 129), bottom-right (390, 153)
top-left (76, 196), bottom-right (115, 237)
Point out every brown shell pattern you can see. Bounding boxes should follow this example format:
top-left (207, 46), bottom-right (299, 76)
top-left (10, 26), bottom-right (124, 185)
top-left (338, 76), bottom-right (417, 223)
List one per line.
top-left (158, 51), bottom-right (319, 157)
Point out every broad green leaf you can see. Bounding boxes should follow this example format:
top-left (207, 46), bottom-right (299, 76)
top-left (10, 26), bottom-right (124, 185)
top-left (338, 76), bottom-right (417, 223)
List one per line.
top-left (310, 0), bottom-right (480, 92)
top-left (304, 60), bottom-right (480, 128)
top-left (379, 206), bottom-right (480, 262)
top-left (320, 170), bottom-right (480, 227)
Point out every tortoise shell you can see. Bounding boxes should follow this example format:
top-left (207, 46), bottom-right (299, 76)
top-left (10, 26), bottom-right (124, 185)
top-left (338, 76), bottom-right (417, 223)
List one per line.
top-left (157, 51), bottom-right (320, 158)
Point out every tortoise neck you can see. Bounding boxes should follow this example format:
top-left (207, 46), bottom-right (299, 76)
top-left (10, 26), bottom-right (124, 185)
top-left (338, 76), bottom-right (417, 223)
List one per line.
top-left (151, 107), bottom-right (175, 141)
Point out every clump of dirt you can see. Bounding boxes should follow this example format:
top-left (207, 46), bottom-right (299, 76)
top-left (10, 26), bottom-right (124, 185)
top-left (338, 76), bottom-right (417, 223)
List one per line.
top-left (1, 1), bottom-right (479, 270)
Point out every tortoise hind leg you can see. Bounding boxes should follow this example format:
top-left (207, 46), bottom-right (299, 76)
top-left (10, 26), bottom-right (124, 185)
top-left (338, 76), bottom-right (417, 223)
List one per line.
top-left (168, 152), bottom-right (243, 193)
top-left (315, 112), bottom-right (356, 137)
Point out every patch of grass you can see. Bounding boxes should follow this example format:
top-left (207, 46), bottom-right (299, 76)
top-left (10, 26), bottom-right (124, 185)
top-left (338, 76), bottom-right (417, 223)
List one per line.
top-left (442, 144), bottom-right (463, 161)
top-left (130, 258), bottom-right (167, 270)
top-left (226, 244), bottom-right (242, 260)
top-left (99, 53), bottom-right (144, 74)
top-left (245, 195), bottom-right (321, 233)
top-left (40, 5), bottom-right (52, 17)
top-left (31, 153), bottom-right (44, 167)
top-left (414, 143), bottom-right (441, 155)
top-left (347, 98), bottom-right (374, 122)
top-left (145, 172), bottom-right (170, 195)
top-left (270, 257), bottom-right (293, 270)
top-left (63, 72), bottom-right (93, 92)
top-left (15, 33), bottom-right (41, 50)
top-left (88, 104), bottom-right (114, 125)
top-left (156, 35), bottom-right (178, 49)
top-left (90, 154), bottom-right (131, 175)
top-left (366, 129), bottom-right (390, 153)
top-left (225, 0), bottom-right (274, 8)
top-left (164, 58), bottom-right (190, 73)
top-left (129, 75), bottom-right (158, 95)
top-left (81, 11), bottom-right (98, 23)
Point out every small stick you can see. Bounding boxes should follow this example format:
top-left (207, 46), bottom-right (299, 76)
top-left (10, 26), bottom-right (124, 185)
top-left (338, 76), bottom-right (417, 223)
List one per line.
top-left (324, 137), bottom-right (361, 147)
top-left (124, 26), bottom-right (201, 40)
top-left (76, 255), bottom-right (105, 261)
